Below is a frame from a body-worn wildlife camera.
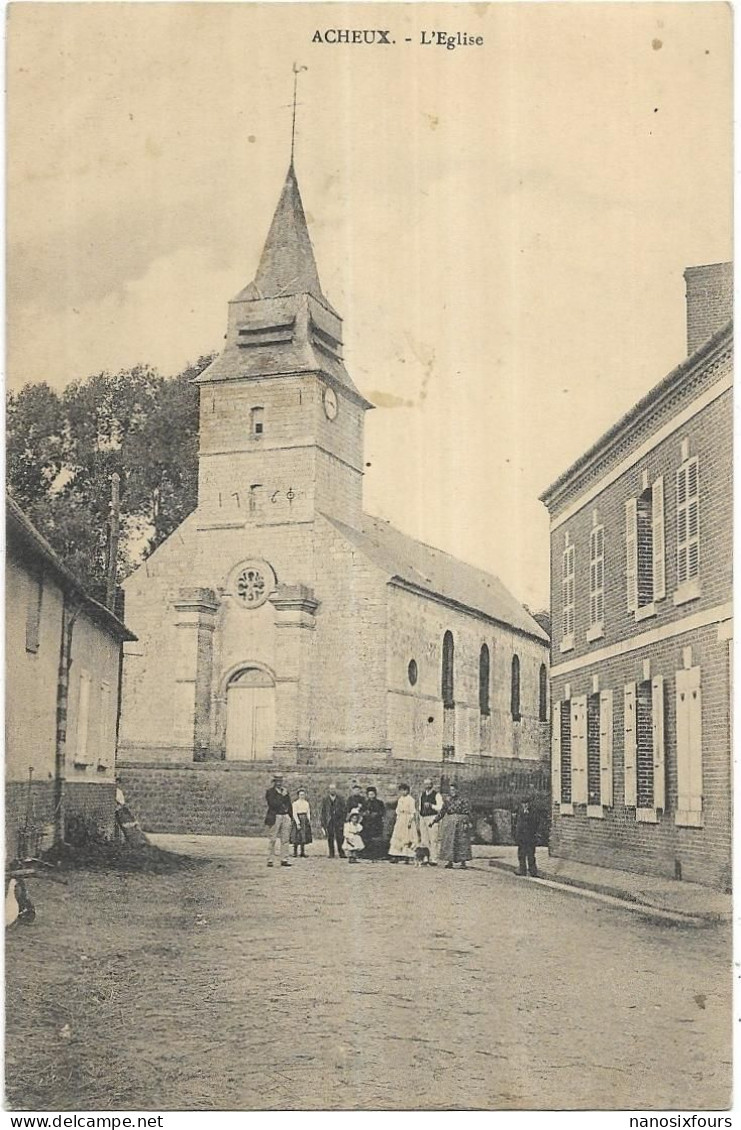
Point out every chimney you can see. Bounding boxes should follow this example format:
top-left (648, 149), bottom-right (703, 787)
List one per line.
top-left (683, 262), bottom-right (732, 356)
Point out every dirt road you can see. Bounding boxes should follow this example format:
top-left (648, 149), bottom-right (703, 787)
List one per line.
top-left (5, 836), bottom-right (731, 1110)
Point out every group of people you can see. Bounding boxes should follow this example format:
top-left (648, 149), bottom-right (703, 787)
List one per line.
top-left (263, 776), bottom-right (475, 869)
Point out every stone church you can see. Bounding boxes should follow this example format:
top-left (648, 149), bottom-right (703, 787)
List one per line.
top-left (118, 161), bottom-right (549, 829)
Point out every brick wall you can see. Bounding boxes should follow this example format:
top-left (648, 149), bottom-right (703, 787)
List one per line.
top-left (117, 756), bottom-right (549, 837)
top-left (551, 624), bottom-right (731, 889)
top-left (550, 387), bottom-right (732, 664)
top-left (6, 781), bottom-right (115, 859)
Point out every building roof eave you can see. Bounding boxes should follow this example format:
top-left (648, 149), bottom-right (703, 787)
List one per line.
top-left (539, 320), bottom-right (733, 510)
top-left (6, 495), bottom-right (137, 642)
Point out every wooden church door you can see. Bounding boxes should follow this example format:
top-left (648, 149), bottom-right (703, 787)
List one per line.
top-left (225, 668), bottom-right (275, 760)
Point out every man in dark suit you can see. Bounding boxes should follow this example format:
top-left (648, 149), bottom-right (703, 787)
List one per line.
top-left (320, 784), bottom-right (346, 858)
top-left (514, 797), bottom-right (539, 877)
top-left (265, 773), bottom-right (293, 867)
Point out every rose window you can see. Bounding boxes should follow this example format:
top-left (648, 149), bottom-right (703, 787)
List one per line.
top-left (237, 567), bottom-right (267, 606)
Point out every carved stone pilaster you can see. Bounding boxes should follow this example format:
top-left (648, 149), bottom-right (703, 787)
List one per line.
top-left (172, 588), bottom-right (220, 760)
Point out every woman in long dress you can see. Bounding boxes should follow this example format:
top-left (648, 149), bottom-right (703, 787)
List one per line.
top-left (289, 788), bottom-right (313, 858)
top-left (432, 785), bottom-right (472, 869)
top-left (388, 784), bottom-right (418, 862)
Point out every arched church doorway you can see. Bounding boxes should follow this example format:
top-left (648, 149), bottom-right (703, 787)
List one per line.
top-left (225, 667), bottom-right (275, 760)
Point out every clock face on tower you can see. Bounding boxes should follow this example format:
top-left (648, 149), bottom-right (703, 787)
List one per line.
top-left (323, 386), bottom-right (338, 420)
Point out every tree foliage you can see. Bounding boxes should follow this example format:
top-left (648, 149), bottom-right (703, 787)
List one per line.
top-left (6, 357), bottom-right (212, 602)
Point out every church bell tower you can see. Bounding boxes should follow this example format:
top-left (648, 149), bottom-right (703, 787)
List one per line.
top-left (195, 162), bottom-right (373, 532)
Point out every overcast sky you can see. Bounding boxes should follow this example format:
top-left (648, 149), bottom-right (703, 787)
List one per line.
top-left (7, 3), bottom-right (732, 611)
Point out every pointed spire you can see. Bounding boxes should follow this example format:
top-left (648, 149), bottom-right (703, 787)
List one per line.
top-left (251, 164), bottom-right (325, 304)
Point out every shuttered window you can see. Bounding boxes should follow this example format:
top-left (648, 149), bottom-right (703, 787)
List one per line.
top-left (636, 680), bottom-right (654, 808)
top-left (623, 683), bottom-right (637, 807)
top-left (626, 477), bottom-right (665, 614)
top-left (25, 567), bottom-right (43, 653)
top-left (587, 693), bottom-right (601, 805)
top-left (652, 478), bottom-right (666, 600)
top-left (651, 675), bottom-right (666, 810)
top-left (589, 525), bottom-right (605, 629)
top-left (636, 490), bottom-right (654, 608)
top-left (560, 700), bottom-right (572, 805)
top-left (625, 500), bottom-right (638, 613)
top-left (629, 676), bottom-right (665, 818)
top-left (571, 695), bottom-right (588, 804)
top-left (551, 700), bottom-right (562, 803)
top-left (99, 681), bottom-right (112, 768)
top-left (75, 670), bottom-right (92, 766)
top-left (599, 690), bottom-right (614, 807)
top-left (676, 666), bottom-right (703, 826)
top-left (562, 543), bottom-right (575, 644)
top-left (677, 457), bottom-right (700, 585)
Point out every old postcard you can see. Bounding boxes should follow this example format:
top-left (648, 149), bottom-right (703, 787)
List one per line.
top-left (5, 2), bottom-right (733, 1118)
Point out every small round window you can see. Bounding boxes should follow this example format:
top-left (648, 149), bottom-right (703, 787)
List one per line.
top-left (408, 659), bottom-right (418, 686)
top-left (237, 566), bottom-right (269, 608)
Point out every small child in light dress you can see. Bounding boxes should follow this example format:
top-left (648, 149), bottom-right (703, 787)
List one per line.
top-left (342, 812), bottom-right (365, 863)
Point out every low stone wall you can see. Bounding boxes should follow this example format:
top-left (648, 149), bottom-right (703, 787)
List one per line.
top-left (117, 757), bottom-right (549, 838)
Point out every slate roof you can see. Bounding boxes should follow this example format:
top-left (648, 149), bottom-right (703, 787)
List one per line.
top-left (244, 163), bottom-right (331, 309)
top-left (196, 163), bottom-right (371, 406)
top-left (323, 511), bottom-right (549, 643)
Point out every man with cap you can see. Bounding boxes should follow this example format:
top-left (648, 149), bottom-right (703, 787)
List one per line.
top-left (418, 778), bottom-right (443, 865)
top-left (320, 783), bottom-right (347, 858)
top-left (514, 795), bottom-right (539, 877)
top-left (265, 773), bottom-right (293, 867)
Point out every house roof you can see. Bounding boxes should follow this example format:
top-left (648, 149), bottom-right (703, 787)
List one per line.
top-left (539, 319), bottom-right (733, 509)
top-left (323, 511), bottom-right (549, 644)
top-left (6, 495), bottom-right (136, 642)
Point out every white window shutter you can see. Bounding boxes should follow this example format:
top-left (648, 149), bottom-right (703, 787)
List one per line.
top-left (652, 675), bottom-right (666, 809)
top-left (100, 681), bottom-right (112, 764)
top-left (599, 689), bottom-right (614, 807)
top-left (675, 668), bottom-right (691, 812)
top-left (76, 669), bottom-right (92, 763)
top-left (625, 498), bottom-right (638, 612)
top-left (687, 667), bottom-right (703, 812)
top-left (623, 682), bottom-right (637, 807)
top-left (652, 476), bottom-right (666, 600)
top-left (552, 700), bottom-right (562, 804)
top-left (571, 695), bottom-right (588, 804)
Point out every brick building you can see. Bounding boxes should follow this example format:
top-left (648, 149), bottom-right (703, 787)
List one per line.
top-left (540, 262), bottom-right (732, 890)
top-left (6, 497), bottom-right (135, 857)
top-left (117, 162), bottom-right (549, 831)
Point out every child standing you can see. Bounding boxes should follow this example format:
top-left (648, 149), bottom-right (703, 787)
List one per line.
top-left (342, 811), bottom-right (365, 863)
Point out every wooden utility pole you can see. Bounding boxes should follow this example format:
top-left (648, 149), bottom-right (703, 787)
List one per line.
top-left (106, 472), bottom-right (120, 612)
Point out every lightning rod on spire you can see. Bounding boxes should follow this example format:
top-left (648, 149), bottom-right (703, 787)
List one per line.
top-left (291, 63), bottom-right (307, 165)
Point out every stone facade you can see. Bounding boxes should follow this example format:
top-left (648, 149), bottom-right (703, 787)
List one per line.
top-left (541, 265), bottom-right (732, 890)
top-left (118, 161), bottom-right (549, 812)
